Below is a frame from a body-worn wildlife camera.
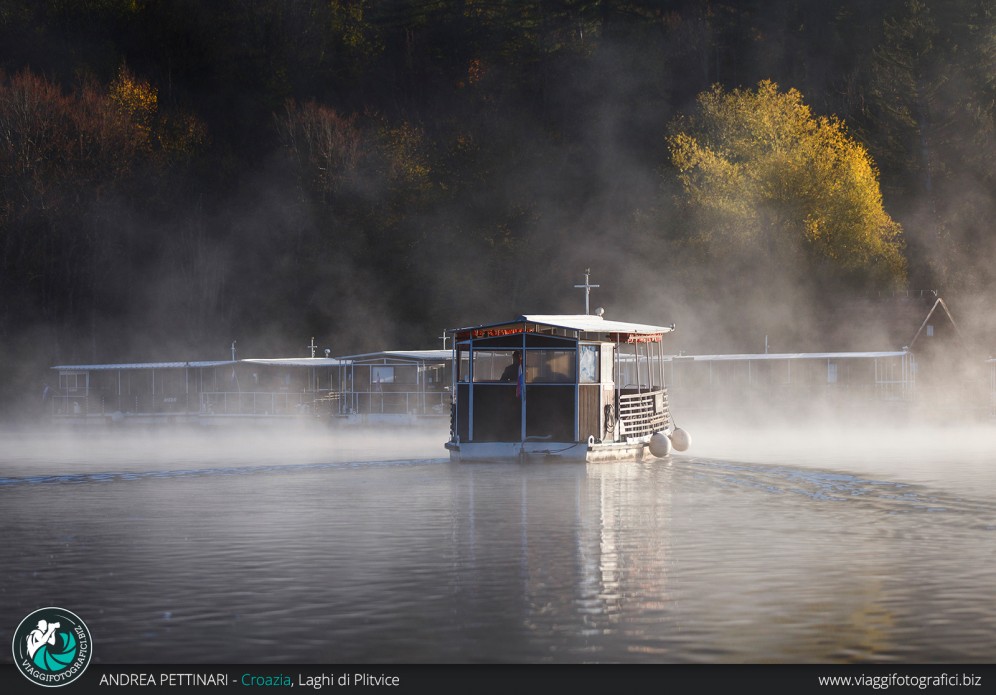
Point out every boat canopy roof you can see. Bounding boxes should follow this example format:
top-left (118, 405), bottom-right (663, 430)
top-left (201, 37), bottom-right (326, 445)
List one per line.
top-left (450, 314), bottom-right (674, 342)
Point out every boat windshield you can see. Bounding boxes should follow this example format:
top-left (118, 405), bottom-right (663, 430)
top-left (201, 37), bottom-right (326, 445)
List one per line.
top-left (466, 348), bottom-right (578, 384)
top-left (471, 350), bottom-right (519, 382)
top-left (524, 349), bottom-right (575, 383)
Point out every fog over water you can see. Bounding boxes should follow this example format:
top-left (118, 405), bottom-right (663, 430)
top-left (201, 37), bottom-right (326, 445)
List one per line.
top-left (1, 420), bottom-right (994, 664)
top-left (0, 425), bottom-right (446, 478)
top-left (680, 417), bottom-right (996, 499)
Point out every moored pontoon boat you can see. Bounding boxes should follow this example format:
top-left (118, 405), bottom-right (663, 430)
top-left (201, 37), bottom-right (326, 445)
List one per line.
top-left (444, 313), bottom-right (691, 462)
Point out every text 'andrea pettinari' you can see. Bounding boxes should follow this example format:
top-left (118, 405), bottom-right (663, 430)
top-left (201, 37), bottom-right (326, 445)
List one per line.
top-left (98, 672), bottom-right (403, 688)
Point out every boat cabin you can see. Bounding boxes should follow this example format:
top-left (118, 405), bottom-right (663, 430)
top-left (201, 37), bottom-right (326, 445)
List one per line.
top-left (49, 356), bottom-right (349, 425)
top-left (445, 314), bottom-right (688, 462)
top-left (333, 350), bottom-right (452, 424)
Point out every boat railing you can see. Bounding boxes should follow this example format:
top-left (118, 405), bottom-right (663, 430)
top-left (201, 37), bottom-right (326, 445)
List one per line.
top-left (616, 388), bottom-right (671, 438)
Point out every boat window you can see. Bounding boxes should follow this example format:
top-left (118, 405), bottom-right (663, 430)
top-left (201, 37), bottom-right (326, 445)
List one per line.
top-left (525, 350), bottom-right (576, 383)
top-left (472, 350), bottom-right (520, 382)
top-left (425, 364), bottom-right (445, 384)
top-left (59, 372), bottom-right (84, 391)
top-left (615, 342), bottom-right (665, 390)
top-left (394, 365), bottom-right (418, 384)
top-left (649, 343), bottom-right (663, 390)
top-left (615, 343), bottom-right (640, 388)
top-left (457, 349), bottom-right (470, 382)
top-left (579, 345), bottom-right (599, 383)
top-left (372, 366), bottom-right (394, 384)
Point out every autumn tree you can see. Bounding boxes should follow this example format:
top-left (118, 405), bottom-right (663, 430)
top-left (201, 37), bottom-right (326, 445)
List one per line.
top-left (0, 70), bottom-right (146, 319)
top-left (276, 99), bottom-right (365, 208)
top-left (667, 80), bottom-right (907, 293)
top-left (0, 66), bottom-right (209, 370)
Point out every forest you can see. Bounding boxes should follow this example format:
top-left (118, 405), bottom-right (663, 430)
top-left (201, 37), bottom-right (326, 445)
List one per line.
top-left (0, 0), bottom-right (993, 413)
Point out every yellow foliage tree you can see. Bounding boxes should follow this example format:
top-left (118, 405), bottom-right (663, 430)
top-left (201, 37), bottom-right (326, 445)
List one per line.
top-left (108, 65), bottom-right (157, 147)
top-left (382, 121), bottom-right (431, 190)
top-left (668, 81), bottom-right (907, 289)
top-left (107, 65), bottom-right (205, 161)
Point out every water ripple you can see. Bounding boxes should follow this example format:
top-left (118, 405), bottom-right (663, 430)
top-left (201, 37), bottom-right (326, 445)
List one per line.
top-left (0, 457), bottom-right (447, 488)
top-left (680, 456), bottom-right (996, 525)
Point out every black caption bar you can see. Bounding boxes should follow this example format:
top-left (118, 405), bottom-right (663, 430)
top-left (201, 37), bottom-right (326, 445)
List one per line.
top-left (1, 664), bottom-right (992, 695)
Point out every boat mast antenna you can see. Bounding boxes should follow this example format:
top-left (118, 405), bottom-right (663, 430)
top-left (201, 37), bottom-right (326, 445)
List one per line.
top-left (574, 268), bottom-right (600, 315)
top-left (308, 336), bottom-right (317, 358)
top-left (439, 330), bottom-right (449, 350)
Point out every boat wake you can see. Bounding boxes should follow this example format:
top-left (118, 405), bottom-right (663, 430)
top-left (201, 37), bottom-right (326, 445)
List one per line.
top-left (0, 457), bottom-right (448, 489)
top-left (678, 456), bottom-right (996, 530)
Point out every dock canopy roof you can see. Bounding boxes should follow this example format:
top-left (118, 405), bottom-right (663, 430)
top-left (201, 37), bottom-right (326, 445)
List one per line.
top-left (52, 361), bottom-right (235, 371)
top-left (665, 351), bottom-right (909, 362)
top-left (336, 350), bottom-right (451, 362)
top-left (241, 357), bottom-right (350, 367)
top-left (449, 314), bottom-right (675, 343)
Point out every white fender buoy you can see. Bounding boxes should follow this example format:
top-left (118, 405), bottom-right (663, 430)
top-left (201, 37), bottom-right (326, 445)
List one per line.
top-left (670, 427), bottom-right (691, 452)
top-left (649, 431), bottom-right (672, 458)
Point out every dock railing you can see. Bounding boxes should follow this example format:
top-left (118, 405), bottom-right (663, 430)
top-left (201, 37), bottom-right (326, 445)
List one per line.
top-left (336, 388), bottom-right (450, 417)
top-left (199, 391), bottom-right (321, 417)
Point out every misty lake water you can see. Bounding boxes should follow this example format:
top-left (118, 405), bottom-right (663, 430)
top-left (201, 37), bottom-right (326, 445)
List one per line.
top-left (1, 419), bottom-right (994, 664)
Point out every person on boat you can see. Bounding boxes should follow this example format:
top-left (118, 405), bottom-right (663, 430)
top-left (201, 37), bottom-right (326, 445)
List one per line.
top-left (500, 352), bottom-right (522, 382)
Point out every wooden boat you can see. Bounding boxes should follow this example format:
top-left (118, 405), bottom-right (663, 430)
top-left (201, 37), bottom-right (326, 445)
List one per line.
top-left (444, 312), bottom-right (691, 462)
